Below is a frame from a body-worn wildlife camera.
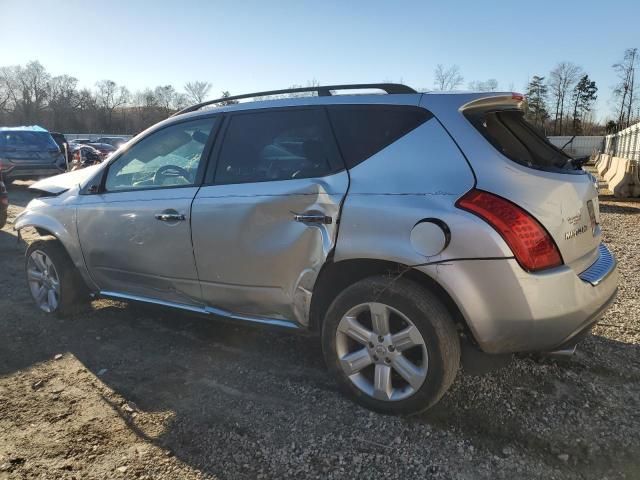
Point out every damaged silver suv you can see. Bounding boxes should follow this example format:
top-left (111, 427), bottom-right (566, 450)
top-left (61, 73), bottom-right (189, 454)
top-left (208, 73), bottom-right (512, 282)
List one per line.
top-left (16, 84), bottom-right (618, 414)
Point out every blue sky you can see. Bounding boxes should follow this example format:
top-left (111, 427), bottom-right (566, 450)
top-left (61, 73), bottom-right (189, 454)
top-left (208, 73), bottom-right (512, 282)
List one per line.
top-left (2, 0), bottom-right (638, 120)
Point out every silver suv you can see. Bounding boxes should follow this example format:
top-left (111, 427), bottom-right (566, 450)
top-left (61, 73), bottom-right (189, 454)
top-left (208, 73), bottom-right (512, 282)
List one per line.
top-left (15, 84), bottom-right (618, 414)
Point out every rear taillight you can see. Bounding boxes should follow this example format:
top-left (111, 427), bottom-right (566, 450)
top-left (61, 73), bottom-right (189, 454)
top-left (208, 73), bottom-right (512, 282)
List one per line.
top-left (456, 189), bottom-right (562, 272)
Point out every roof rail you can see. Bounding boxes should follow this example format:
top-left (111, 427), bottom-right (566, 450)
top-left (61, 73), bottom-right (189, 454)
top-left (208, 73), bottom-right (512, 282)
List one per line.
top-left (173, 83), bottom-right (417, 116)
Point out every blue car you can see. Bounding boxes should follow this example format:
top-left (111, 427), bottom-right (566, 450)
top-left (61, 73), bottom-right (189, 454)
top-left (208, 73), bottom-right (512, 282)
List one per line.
top-left (0, 126), bottom-right (66, 182)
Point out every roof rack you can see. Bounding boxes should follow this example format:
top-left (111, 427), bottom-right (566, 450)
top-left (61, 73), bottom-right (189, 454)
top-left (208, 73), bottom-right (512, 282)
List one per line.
top-left (173, 83), bottom-right (417, 116)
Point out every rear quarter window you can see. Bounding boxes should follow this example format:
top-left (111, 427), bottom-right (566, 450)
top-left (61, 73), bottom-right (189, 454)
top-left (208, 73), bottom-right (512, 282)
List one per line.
top-left (327, 105), bottom-right (432, 168)
top-left (466, 110), bottom-right (579, 173)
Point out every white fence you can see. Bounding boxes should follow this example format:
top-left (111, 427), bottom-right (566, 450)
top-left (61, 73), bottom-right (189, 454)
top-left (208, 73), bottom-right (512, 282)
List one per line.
top-left (603, 122), bottom-right (640, 161)
top-left (547, 136), bottom-right (604, 157)
top-left (64, 133), bottom-right (134, 142)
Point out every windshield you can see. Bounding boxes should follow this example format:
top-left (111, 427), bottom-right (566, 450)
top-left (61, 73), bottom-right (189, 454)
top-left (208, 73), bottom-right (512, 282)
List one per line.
top-left (467, 110), bottom-right (575, 172)
top-left (0, 131), bottom-right (59, 151)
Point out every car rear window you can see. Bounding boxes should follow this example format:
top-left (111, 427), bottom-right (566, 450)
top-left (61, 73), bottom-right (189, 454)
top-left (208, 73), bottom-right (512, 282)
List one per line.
top-left (0, 131), bottom-right (59, 150)
top-left (327, 106), bottom-right (432, 168)
top-left (467, 110), bottom-right (574, 172)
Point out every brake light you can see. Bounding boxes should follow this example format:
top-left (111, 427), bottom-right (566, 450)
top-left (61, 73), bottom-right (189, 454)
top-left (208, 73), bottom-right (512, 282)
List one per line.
top-left (456, 189), bottom-right (562, 272)
top-left (512, 92), bottom-right (524, 102)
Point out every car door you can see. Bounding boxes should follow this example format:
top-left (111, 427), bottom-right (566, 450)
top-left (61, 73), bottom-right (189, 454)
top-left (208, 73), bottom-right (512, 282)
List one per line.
top-left (191, 107), bottom-right (348, 326)
top-left (76, 116), bottom-right (218, 307)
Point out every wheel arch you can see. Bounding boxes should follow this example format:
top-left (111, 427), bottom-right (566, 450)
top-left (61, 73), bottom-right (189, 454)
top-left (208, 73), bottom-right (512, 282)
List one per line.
top-left (15, 211), bottom-right (97, 292)
top-left (309, 258), bottom-right (474, 342)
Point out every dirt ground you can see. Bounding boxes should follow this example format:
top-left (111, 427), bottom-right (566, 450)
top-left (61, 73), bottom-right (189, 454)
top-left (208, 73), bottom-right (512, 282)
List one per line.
top-left (0, 177), bottom-right (638, 479)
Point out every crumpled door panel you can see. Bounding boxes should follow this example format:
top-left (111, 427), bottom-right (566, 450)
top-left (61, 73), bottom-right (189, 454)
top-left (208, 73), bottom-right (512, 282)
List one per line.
top-left (191, 173), bottom-right (348, 325)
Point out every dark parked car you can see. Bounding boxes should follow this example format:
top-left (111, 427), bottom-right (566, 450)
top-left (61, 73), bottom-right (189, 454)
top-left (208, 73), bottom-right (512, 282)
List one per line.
top-left (69, 138), bottom-right (92, 145)
top-left (0, 126), bottom-right (65, 182)
top-left (86, 142), bottom-right (116, 157)
top-left (95, 136), bottom-right (127, 148)
top-left (0, 177), bottom-right (7, 228)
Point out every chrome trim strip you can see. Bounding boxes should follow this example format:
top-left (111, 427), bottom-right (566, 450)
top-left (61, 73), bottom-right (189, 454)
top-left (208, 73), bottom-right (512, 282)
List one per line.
top-left (578, 243), bottom-right (616, 286)
top-left (100, 290), bottom-right (207, 313)
top-left (99, 290), bottom-right (300, 330)
top-left (204, 306), bottom-right (299, 329)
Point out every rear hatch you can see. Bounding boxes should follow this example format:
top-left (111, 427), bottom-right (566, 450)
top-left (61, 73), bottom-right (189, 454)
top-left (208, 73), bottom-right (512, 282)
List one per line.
top-left (0, 130), bottom-right (63, 166)
top-left (461, 96), bottom-right (600, 274)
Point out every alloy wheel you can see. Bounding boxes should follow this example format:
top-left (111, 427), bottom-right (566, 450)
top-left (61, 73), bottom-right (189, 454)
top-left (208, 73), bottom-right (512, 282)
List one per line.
top-left (27, 249), bottom-right (60, 313)
top-left (335, 302), bottom-right (428, 401)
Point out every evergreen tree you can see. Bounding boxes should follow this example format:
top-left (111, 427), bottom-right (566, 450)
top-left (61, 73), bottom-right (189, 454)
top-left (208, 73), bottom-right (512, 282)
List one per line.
top-left (525, 75), bottom-right (549, 129)
top-left (571, 75), bottom-right (598, 134)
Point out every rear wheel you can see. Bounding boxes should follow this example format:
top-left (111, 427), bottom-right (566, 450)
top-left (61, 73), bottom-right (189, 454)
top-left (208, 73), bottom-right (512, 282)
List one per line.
top-left (25, 239), bottom-right (88, 316)
top-left (322, 276), bottom-right (460, 415)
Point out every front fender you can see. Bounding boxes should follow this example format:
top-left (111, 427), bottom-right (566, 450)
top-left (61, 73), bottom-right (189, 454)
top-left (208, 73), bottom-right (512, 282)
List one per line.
top-left (15, 209), bottom-right (98, 292)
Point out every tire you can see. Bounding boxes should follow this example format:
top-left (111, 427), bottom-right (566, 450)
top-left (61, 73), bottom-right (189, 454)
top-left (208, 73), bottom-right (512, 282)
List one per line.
top-left (322, 275), bottom-right (460, 415)
top-left (25, 239), bottom-right (89, 316)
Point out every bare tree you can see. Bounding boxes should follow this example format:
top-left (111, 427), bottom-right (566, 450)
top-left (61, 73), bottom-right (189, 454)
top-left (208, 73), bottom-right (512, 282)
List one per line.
top-left (95, 80), bottom-right (130, 131)
top-left (433, 64), bottom-right (463, 91)
top-left (0, 66), bottom-right (15, 114)
top-left (468, 79), bottom-right (498, 91)
top-left (613, 48), bottom-right (638, 130)
top-left (48, 75), bottom-right (80, 131)
top-left (184, 81), bottom-right (211, 104)
top-left (7, 61), bottom-right (51, 124)
top-left (129, 89), bottom-right (161, 132)
top-left (548, 62), bottom-right (582, 135)
top-left (74, 88), bottom-right (99, 132)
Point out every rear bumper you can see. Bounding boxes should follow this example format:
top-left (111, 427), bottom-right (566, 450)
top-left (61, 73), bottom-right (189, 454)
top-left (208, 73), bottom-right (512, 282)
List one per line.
top-left (423, 243), bottom-right (618, 354)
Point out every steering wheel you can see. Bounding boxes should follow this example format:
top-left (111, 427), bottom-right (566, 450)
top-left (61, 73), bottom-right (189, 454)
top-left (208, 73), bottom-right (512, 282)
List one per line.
top-left (153, 164), bottom-right (191, 185)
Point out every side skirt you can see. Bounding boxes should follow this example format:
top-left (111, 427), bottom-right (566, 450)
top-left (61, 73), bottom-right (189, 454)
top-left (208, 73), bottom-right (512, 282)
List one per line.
top-left (99, 290), bottom-right (301, 330)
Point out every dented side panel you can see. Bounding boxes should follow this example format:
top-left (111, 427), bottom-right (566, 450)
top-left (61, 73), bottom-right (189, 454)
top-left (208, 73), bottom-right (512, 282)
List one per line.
top-left (191, 173), bottom-right (348, 326)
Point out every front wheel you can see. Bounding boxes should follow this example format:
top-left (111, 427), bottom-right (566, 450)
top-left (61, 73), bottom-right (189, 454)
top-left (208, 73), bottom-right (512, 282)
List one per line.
top-left (25, 239), bottom-right (88, 316)
top-left (322, 276), bottom-right (460, 415)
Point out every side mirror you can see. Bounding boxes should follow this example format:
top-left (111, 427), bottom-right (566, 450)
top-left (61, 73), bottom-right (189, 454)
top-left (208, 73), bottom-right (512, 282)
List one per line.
top-left (87, 184), bottom-right (100, 194)
top-left (80, 170), bottom-right (105, 195)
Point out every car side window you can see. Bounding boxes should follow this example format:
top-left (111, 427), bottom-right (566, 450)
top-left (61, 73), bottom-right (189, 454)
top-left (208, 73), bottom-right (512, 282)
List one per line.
top-left (214, 108), bottom-right (343, 184)
top-left (104, 117), bottom-right (216, 192)
top-left (327, 105), bottom-right (432, 169)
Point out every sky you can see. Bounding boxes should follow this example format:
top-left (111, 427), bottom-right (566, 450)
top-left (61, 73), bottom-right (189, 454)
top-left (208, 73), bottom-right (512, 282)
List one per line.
top-left (1, 0), bottom-right (638, 120)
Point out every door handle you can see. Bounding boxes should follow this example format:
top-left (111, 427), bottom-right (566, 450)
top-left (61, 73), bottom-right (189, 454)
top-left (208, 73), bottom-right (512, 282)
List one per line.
top-left (293, 213), bottom-right (333, 224)
top-left (155, 212), bottom-right (186, 222)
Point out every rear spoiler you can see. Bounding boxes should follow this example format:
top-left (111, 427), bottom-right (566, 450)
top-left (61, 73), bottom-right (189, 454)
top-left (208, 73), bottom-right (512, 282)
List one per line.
top-left (459, 93), bottom-right (525, 113)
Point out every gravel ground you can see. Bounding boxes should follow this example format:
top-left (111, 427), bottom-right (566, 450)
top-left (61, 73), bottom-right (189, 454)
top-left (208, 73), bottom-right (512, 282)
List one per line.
top-left (0, 175), bottom-right (638, 479)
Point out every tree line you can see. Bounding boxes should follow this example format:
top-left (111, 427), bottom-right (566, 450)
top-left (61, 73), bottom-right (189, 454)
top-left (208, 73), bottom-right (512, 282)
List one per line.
top-left (0, 61), bottom-right (234, 134)
top-left (1, 49), bottom-right (638, 136)
top-left (433, 48), bottom-right (638, 136)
